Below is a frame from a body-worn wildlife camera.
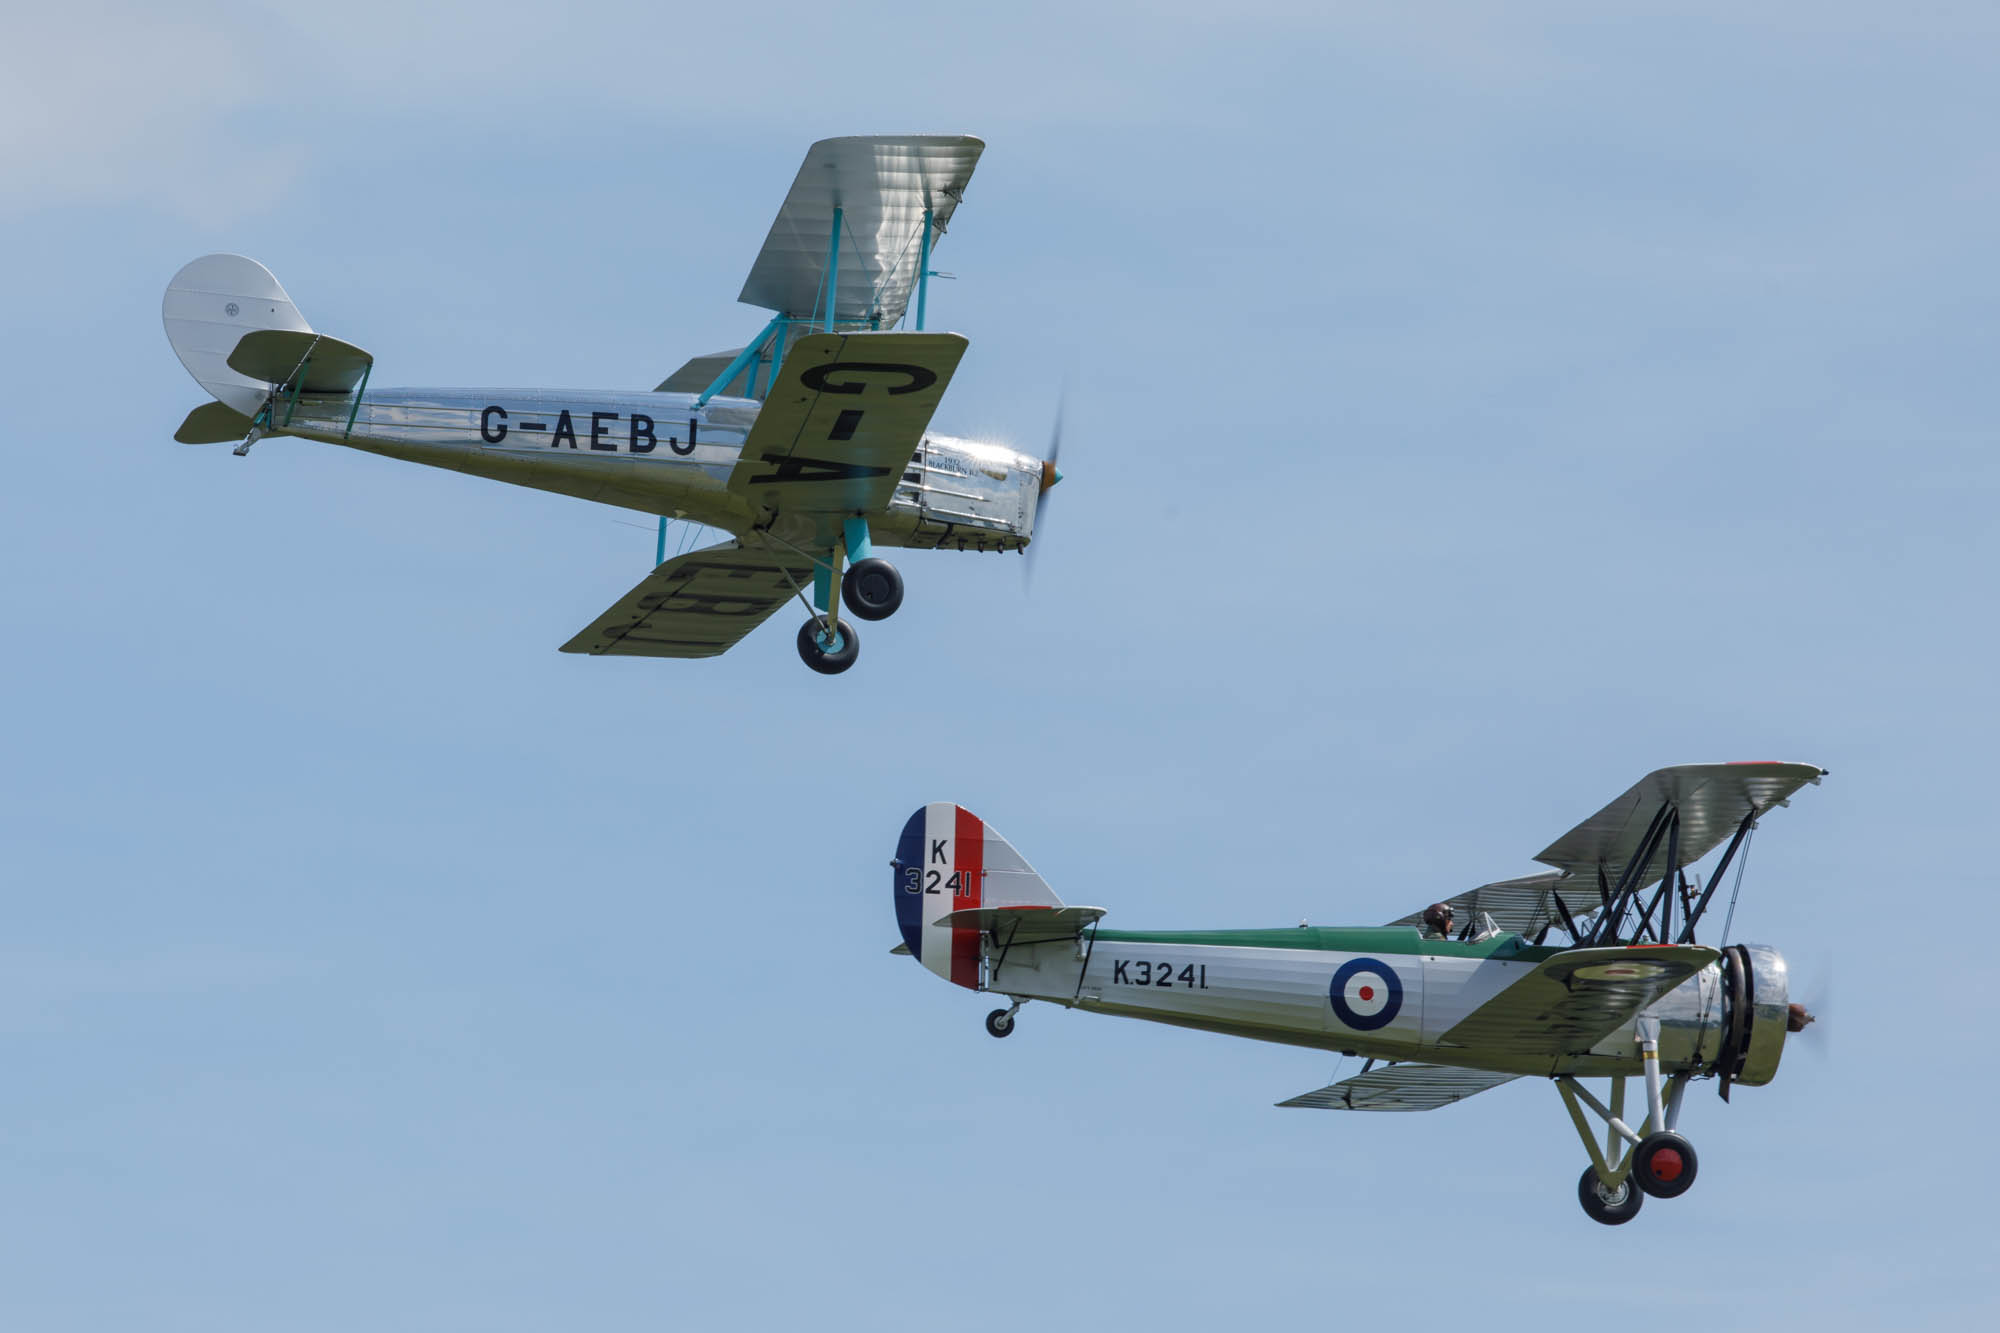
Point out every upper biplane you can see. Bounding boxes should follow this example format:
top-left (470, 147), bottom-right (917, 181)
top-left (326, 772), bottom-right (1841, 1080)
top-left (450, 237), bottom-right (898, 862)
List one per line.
top-left (890, 762), bottom-right (1826, 1224)
top-left (163, 134), bottom-right (1054, 674)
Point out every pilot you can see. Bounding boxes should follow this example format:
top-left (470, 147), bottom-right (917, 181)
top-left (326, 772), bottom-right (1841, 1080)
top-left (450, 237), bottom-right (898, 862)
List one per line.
top-left (1422, 902), bottom-right (1455, 940)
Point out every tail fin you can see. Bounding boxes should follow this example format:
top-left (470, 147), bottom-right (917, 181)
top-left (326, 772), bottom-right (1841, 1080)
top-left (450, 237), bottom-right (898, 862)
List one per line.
top-left (893, 804), bottom-right (1060, 991)
top-left (162, 254), bottom-right (314, 416)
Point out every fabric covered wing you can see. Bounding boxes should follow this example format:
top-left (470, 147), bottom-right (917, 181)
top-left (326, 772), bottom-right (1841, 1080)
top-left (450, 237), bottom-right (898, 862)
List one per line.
top-left (1384, 872), bottom-right (1602, 939)
top-left (1438, 944), bottom-right (1718, 1058)
top-left (726, 331), bottom-right (966, 525)
top-left (559, 541), bottom-right (814, 659)
top-left (740, 135), bottom-right (983, 326)
top-left (1534, 762), bottom-right (1824, 887)
top-left (1278, 1065), bottom-right (1520, 1111)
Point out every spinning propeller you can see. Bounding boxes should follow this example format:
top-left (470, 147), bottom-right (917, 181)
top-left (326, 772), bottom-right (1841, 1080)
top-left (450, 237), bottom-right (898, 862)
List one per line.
top-left (1026, 396), bottom-right (1065, 584)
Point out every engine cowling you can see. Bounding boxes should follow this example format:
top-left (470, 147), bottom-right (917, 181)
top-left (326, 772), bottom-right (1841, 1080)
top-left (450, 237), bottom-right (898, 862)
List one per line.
top-left (1714, 943), bottom-right (1794, 1090)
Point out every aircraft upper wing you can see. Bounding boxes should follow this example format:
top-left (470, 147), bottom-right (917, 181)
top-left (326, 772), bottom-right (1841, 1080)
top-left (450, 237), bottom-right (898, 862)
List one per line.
top-left (1278, 1064), bottom-right (1520, 1111)
top-left (560, 540), bottom-right (814, 659)
top-left (1384, 872), bottom-right (1601, 940)
top-left (740, 135), bottom-right (983, 327)
top-left (1436, 943), bottom-right (1718, 1059)
top-left (1386, 762), bottom-right (1825, 937)
top-left (1534, 762), bottom-right (1824, 884)
top-left (726, 330), bottom-right (967, 531)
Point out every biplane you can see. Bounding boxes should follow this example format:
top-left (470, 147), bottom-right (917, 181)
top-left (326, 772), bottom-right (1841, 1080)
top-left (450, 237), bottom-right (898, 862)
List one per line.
top-left (891, 762), bottom-right (1825, 1224)
top-left (162, 135), bottom-right (1054, 674)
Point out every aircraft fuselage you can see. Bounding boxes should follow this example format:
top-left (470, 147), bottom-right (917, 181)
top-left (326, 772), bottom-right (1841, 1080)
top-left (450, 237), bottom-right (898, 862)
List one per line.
top-left (988, 927), bottom-right (1779, 1081)
top-left (270, 386), bottom-right (1041, 552)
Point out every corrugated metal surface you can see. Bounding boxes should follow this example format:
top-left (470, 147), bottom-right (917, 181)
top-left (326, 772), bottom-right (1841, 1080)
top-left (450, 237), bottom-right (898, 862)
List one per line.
top-left (1534, 762), bottom-right (1824, 883)
top-left (1277, 1064), bottom-right (1519, 1111)
top-left (738, 135), bottom-right (983, 324)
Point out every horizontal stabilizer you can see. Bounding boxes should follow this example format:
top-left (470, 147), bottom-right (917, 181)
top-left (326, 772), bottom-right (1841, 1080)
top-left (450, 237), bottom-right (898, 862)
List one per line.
top-left (227, 329), bottom-right (373, 393)
top-left (175, 401), bottom-right (254, 444)
top-left (931, 905), bottom-right (1105, 944)
top-left (890, 942), bottom-right (912, 956)
top-left (1279, 1064), bottom-right (1520, 1111)
top-left (656, 347), bottom-right (751, 396)
top-left (1439, 943), bottom-right (1718, 1057)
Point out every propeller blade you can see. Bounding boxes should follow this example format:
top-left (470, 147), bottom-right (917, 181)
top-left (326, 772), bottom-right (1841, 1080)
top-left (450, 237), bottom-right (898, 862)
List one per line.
top-left (1025, 394), bottom-right (1065, 586)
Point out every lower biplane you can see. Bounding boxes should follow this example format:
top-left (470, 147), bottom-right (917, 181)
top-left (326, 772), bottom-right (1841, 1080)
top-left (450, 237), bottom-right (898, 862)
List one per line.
top-left (890, 762), bottom-right (1824, 1224)
top-left (163, 134), bottom-right (1056, 674)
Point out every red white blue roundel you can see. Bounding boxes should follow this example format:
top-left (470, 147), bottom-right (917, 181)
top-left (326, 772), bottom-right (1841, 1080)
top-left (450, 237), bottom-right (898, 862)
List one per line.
top-left (1329, 957), bottom-right (1403, 1031)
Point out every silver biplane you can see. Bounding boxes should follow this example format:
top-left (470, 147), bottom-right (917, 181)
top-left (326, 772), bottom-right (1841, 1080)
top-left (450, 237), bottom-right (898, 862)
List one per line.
top-left (891, 762), bottom-right (1825, 1224)
top-left (163, 135), bottom-right (1054, 674)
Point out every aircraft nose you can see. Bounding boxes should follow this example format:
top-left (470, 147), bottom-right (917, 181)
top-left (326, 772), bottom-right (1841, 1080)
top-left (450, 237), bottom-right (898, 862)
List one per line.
top-left (1040, 459), bottom-right (1063, 492)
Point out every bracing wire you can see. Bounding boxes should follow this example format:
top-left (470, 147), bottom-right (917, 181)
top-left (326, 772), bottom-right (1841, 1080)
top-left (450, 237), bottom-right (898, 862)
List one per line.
top-left (1718, 825), bottom-right (1756, 944)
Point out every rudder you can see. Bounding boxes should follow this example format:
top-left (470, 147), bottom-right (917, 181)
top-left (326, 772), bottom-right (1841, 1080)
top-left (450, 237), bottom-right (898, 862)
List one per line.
top-left (893, 804), bottom-right (1060, 991)
top-left (162, 254), bottom-right (314, 416)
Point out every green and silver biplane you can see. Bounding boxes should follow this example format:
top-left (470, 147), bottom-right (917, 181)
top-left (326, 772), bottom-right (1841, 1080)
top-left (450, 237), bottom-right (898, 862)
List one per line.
top-left (891, 762), bottom-right (1823, 1225)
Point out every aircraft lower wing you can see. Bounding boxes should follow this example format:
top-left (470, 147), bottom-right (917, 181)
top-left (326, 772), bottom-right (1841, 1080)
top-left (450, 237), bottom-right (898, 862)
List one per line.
top-left (1438, 943), bottom-right (1718, 1058)
top-left (560, 540), bottom-right (815, 659)
top-left (1278, 1064), bottom-right (1520, 1111)
top-left (726, 331), bottom-right (967, 536)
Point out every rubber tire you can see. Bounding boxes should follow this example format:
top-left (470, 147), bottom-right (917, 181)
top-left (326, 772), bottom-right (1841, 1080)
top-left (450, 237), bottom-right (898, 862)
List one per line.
top-left (796, 615), bottom-right (860, 675)
top-left (1577, 1167), bottom-right (1644, 1225)
top-left (985, 1009), bottom-right (1016, 1039)
top-left (1633, 1131), bottom-right (1699, 1199)
top-left (842, 558), bottom-right (904, 621)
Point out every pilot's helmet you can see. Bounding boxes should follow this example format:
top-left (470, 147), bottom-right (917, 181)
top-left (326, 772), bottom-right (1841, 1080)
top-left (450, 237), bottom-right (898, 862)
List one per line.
top-left (1422, 903), bottom-right (1454, 936)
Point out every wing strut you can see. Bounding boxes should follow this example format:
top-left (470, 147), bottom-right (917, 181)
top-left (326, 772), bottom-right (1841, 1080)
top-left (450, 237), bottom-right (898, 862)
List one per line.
top-left (1678, 810), bottom-right (1756, 942)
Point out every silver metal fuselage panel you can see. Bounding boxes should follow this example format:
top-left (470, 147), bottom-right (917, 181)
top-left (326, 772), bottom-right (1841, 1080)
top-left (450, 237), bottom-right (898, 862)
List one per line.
top-left (272, 387), bottom-right (1038, 550)
top-left (991, 936), bottom-right (1736, 1079)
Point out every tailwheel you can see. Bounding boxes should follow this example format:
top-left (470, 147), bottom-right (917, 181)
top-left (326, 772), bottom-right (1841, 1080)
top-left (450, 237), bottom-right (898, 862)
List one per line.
top-left (796, 615), bottom-right (859, 674)
top-left (841, 558), bottom-right (903, 621)
top-left (1632, 1131), bottom-right (1698, 1198)
top-left (1577, 1167), bottom-right (1644, 1226)
top-left (984, 1008), bottom-right (1016, 1039)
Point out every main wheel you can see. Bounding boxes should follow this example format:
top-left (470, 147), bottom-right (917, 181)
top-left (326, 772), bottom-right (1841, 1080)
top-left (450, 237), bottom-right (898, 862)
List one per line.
top-left (1632, 1131), bottom-right (1699, 1199)
top-left (842, 558), bottom-right (904, 621)
top-left (1577, 1167), bottom-right (1644, 1225)
top-left (984, 1008), bottom-right (1015, 1039)
top-left (796, 615), bottom-right (860, 675)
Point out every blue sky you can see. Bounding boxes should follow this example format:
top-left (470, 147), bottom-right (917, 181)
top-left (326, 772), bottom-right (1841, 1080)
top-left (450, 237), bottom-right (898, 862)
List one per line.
top-left (3, 2), bottom-right (1994, 1327)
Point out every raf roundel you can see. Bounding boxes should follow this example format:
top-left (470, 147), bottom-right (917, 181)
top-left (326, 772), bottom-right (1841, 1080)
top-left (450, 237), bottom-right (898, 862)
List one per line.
top-left (1329, 957), bottom-right (1404, 1031)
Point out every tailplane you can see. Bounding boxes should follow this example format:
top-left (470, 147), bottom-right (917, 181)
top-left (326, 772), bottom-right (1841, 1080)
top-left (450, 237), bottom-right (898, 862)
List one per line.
top-left (892, 804), bottom-right (1067, 991)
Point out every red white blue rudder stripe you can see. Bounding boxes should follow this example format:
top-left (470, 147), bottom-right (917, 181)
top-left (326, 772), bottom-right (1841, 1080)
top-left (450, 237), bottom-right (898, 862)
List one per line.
top-left (893, 804), bottom-right (1061, 991)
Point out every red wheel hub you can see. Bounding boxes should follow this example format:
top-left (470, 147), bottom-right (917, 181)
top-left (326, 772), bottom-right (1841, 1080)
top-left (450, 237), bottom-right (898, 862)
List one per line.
top-left (1650, 1148), bottom-right (1684, 1181)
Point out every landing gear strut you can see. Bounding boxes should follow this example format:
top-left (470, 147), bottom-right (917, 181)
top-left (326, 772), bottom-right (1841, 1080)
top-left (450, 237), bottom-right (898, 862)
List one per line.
top-left (1557, 1018), bottom-right (1698, 1224)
